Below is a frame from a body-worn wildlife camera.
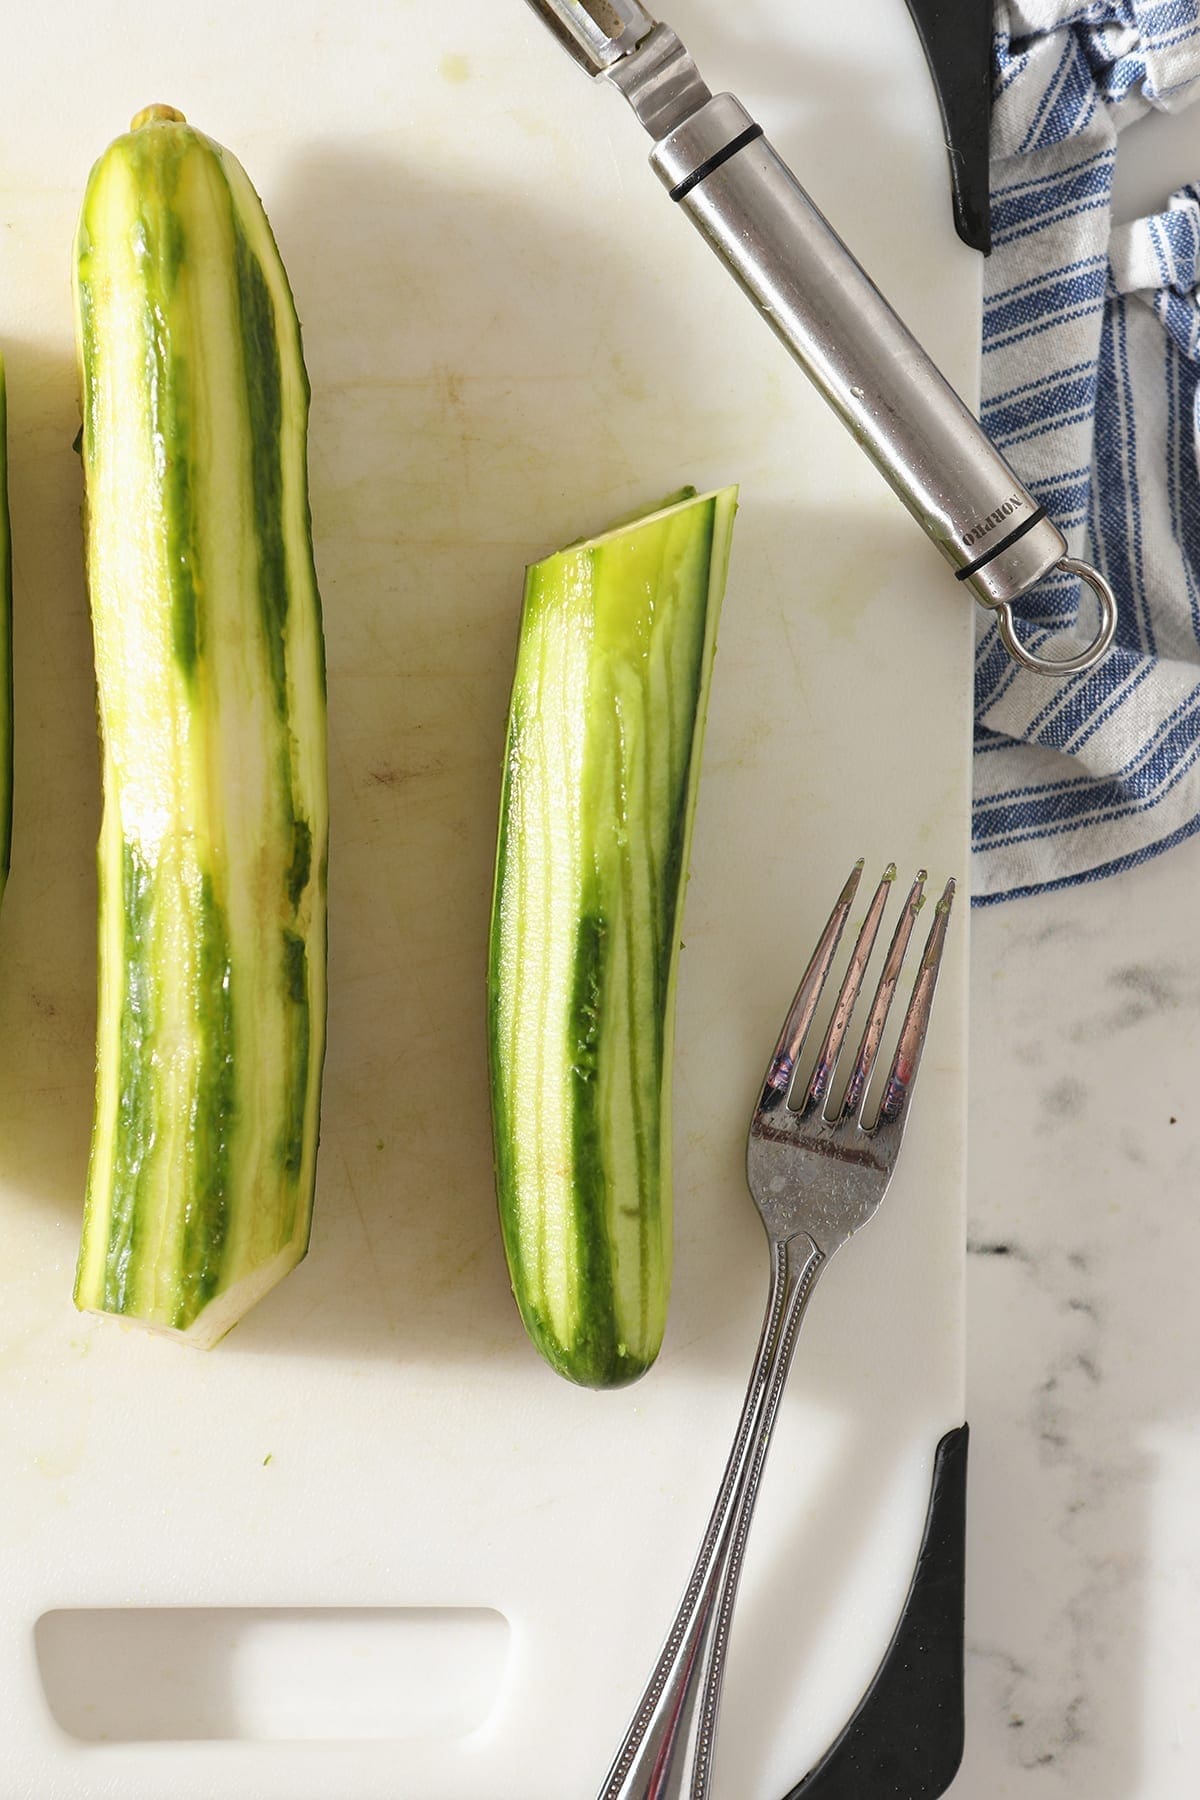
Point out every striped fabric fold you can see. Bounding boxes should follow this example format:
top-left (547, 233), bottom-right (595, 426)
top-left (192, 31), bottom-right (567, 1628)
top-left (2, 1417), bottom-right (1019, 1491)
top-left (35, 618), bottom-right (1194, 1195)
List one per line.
top-left (974, 1), bottom-right (1200, 901)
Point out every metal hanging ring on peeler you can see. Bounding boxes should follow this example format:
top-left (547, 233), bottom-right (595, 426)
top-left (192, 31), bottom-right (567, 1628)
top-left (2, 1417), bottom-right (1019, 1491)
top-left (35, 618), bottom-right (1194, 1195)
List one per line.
top-left (994, 558), bottom-right (1119, 677)
top-left (524, 0), bottom-right (1119, 680)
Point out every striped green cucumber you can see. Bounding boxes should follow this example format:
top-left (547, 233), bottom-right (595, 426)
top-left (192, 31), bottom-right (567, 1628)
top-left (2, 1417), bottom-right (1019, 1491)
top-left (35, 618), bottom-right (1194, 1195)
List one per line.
top-left (72, 107), bottom-right (327, 1345)
top-left (488, 486), bottom-right (737, 1387)
top-left (0, 355), bottom-right (11, 910)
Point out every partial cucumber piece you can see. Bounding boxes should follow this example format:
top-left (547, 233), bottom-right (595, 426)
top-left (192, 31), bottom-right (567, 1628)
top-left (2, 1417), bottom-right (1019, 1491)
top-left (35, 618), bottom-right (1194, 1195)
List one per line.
top-left (0, 356), bottom-right (10, 910)
top-left (73, 107), bottom-right (327, 1345)
top-left (489, 486), bottom-right (737, 1387)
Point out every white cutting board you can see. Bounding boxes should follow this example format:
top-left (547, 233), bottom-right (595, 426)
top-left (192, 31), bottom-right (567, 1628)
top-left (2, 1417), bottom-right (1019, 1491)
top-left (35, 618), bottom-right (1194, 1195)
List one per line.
top-left (0, 2), bottom-right (974, 1795)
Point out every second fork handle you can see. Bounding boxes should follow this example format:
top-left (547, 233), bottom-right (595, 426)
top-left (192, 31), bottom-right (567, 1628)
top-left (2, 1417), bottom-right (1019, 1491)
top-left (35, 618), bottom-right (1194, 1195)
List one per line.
top-left (597, 1231), bottom-right (824, 1800)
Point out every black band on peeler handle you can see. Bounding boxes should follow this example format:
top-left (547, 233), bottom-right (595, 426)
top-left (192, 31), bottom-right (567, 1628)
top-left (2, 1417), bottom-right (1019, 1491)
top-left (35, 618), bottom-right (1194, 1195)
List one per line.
top-left (955, 506), bottom-right (1049, 582)
top-left (668, 123), bottom-right (764, 203)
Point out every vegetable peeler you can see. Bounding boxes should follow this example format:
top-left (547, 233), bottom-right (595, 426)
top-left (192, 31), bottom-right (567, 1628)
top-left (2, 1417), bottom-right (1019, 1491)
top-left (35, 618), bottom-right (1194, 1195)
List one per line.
top-left (524, 0), bottom-right (1118, 677)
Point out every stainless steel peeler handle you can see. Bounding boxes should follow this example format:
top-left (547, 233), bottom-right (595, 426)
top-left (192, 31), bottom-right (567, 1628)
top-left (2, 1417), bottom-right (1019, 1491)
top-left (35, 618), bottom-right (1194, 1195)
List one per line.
top-left (525, 2), bottom-right (1117, 677)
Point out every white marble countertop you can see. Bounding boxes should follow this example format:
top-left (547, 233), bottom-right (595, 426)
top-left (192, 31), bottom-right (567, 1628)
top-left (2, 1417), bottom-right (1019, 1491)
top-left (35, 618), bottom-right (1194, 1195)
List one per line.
top-left (961, 829), bottom-right (1200, 1795)
top-left (953, 95), bottom-right (1200, 1799)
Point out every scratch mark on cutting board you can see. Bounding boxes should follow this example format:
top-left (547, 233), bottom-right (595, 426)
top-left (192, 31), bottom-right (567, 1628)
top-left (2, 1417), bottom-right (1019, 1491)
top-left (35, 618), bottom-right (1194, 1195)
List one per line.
top-left (366, 757), bottom-right (446, 789)
top-left (340, 1146), bottom-right (394, 1334)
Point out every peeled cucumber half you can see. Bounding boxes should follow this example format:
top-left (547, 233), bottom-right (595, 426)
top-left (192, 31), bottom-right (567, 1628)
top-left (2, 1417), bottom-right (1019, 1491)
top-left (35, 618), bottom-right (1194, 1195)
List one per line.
top-left (73, 108), bottom-right (328, 1345)
top-left (489, 486), bottom-right (737, 1387)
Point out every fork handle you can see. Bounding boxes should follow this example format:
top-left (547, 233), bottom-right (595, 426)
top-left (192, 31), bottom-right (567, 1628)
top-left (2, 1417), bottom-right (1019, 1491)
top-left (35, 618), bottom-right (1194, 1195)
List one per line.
top-left (685, 1237), bottom-right (823, 1800)
top-left (597, 1232), bottom-right (824, 1800)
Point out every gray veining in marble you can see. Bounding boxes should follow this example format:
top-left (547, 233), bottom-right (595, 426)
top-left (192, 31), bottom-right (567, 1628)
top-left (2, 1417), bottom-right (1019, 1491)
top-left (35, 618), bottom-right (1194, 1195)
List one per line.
top-left (958, 830), bottom-right (1200, 1797)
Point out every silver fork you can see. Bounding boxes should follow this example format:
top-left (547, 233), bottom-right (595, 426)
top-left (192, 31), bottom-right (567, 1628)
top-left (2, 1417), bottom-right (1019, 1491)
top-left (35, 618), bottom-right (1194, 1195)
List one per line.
top-left (598, 859), bottom-right (957, 1800)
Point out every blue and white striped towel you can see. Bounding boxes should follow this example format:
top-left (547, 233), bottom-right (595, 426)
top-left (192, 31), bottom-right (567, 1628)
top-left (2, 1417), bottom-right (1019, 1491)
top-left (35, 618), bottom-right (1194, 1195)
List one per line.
top-left (974, 1), bottom-right (1200, 902)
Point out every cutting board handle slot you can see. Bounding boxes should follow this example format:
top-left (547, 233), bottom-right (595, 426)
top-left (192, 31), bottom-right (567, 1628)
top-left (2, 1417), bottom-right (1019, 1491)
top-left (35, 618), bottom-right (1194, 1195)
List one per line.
top-left (35, 1606), bottom-right (509, 1743)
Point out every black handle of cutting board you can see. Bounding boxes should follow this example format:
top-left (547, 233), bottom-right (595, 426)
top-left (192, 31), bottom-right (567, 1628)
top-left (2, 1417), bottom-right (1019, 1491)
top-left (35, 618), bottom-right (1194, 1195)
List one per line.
top-left (903, 0), bottom-right (993, 254)
top-left (782, 1423), bottom-right (969, 1799)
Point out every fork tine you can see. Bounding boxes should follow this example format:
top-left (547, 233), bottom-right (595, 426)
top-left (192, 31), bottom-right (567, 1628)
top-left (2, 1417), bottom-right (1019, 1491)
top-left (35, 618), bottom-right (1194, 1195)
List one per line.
top-left (758, 859), bottom-right (863, 1110)
top-left (874, 877), bottom-right (957, 1131)
top-left (802, 864), bottom-right (896, 1116)
top-left (839, 870), bottom-right (926, 1122)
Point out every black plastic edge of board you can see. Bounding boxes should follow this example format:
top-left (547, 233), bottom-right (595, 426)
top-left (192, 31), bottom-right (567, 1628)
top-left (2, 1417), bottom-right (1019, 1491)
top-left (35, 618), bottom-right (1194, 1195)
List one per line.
top-left (782, 1422), bottom-right (969, 1800)
top-left (902, 0), bottom-right (993, 255)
